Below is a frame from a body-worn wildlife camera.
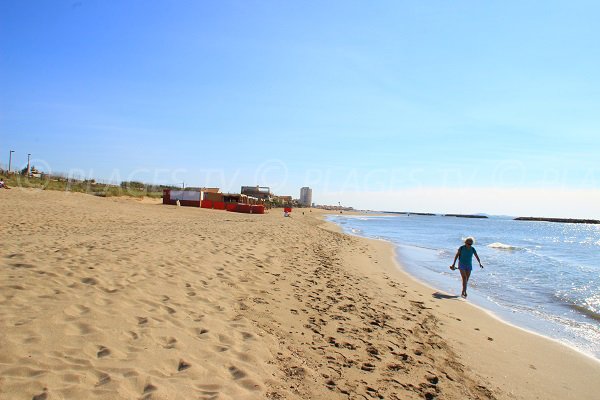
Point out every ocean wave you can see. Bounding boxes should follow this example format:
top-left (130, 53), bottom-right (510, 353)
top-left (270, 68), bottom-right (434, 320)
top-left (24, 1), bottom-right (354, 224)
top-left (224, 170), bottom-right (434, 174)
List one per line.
top-left (568, 304), bottom-right (600, 322)
top-left (345, 216), bottom-right (394, 221)
top-left (487, 242), bottom-right (521, 250)
top-left (554, 291), bottom-right (600, 321)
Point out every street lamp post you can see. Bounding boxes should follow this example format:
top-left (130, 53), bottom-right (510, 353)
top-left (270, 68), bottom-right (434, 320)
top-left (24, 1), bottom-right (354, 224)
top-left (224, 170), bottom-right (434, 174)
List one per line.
top-left (8, 150), bottom-right (14, 173)
top-left (27, 153), bottom-right (31, 176)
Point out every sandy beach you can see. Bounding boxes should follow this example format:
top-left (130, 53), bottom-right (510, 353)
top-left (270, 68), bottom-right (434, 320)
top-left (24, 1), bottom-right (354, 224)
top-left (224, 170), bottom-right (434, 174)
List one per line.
top-left (1, 189), bottom-right (599, 400)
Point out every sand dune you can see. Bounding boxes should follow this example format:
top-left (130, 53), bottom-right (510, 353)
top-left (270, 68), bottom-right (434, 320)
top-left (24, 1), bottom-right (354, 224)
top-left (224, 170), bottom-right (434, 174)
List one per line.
top-left (1, 189), bottom-right (598, 399)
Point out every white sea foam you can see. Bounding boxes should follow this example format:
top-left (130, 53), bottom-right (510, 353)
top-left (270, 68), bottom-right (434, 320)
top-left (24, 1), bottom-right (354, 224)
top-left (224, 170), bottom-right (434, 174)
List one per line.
top-left (487, 242), bottom-right (520, 250)
top-left (346, 216), bottom-right (393, 221)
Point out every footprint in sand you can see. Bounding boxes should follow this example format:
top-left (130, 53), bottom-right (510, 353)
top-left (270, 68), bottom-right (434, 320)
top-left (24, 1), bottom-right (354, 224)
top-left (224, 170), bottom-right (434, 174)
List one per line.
top-left (361, 363), bottom-right (376, 372)
top-left (66, 322), bottom-right (95, 336)
top-left (198, 391), bottom-right (220, 400)
top-left (6, 253), bottom-right (24, 259)
top-left (387, 364), bottom-right (404, 371)
top-left (128, 331), bottom-right (139, 340)
top-left (161, 337), bottom-right (177, 349)
top-left (178, 359), bottom-right (191, 371)
top-left (196, 328), bottom-right (209, 337)
top-left (218, 334), bottom-right (234, 345)
top-left (235, 352), bottom-right (256, 363)
top-left (366, 387), bottom-right (381, 397)
top-left (95, 372), bottom-right (111, 386)
top-left (228, 366), bottom-right (246, 380)
top-left (143, 383), bottom-right (158, 395)
top-left (366, 346), bottom-right (379, 357)
top-left (163, 305), bottom-right (176, 315)
top-left (9, 262), bottom-right (35, 269)
top-left (81, 277), bottom-right (98, 285)
top-left (238, 379), bottom-right (261, 391)
top-left (63, 304), bottom-right (90, 318)
top-left (197, 383), bottom-right (221, 391)
top-left (97, 346), bottom-right (111, 358)
top-left (197, 384), bottom-right (221, 400)
top-left (32, 388), bottom-right (48, 400)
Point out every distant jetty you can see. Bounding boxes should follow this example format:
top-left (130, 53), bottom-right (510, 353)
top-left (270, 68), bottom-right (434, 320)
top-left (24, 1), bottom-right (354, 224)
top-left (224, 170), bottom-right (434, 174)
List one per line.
top-left (514, 217), bottom-right (600, 224)
top-left (443, 214), bottom-right (488, 219)
top-left (384, 211), bottom-right (436, 216)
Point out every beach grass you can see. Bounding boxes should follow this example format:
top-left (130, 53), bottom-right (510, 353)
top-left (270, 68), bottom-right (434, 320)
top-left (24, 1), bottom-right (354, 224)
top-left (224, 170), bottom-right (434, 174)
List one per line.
top-left (1, 174), bottom-right (164, 198)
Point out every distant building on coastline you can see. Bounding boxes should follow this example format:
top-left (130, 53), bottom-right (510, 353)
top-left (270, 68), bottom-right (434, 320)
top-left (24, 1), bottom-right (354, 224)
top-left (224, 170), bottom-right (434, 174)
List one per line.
top-left (300, 187), bottom-right (312, 207)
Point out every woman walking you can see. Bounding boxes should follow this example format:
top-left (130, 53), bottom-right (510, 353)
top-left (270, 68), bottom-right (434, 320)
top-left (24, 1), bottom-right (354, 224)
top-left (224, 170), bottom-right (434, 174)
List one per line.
top-left (450, 237), bottom-right (483, 298)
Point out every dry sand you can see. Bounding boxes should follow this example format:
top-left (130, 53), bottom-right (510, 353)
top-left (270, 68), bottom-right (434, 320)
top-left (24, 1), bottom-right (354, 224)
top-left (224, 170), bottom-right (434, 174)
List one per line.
top-left (1, 189), bottom-right (598, 400)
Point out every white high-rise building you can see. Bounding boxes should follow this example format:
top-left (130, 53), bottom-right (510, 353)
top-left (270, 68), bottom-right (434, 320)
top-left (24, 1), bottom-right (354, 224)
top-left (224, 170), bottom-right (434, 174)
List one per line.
top-left (300, 187), bottom-right (313, 207)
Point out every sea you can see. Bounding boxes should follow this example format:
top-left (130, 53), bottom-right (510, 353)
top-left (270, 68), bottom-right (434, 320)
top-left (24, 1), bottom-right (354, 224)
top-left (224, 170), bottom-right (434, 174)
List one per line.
top-left (326, 213), bottom-right (600, 360)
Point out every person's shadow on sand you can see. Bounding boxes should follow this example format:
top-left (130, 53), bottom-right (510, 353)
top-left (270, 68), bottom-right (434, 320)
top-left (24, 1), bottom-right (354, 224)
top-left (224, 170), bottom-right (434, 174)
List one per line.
top-left (432, 291), bottom-right (460, 300)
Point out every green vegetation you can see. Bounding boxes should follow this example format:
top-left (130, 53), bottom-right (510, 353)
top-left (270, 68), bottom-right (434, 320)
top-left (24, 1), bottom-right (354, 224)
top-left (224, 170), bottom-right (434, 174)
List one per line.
top-left (1, 174), bottom-right (173, 199)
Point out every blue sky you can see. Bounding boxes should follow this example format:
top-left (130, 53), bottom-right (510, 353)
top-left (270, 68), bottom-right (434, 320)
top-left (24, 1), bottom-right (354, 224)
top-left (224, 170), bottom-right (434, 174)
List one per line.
top-left (1, 1), bottom-right (599, 216)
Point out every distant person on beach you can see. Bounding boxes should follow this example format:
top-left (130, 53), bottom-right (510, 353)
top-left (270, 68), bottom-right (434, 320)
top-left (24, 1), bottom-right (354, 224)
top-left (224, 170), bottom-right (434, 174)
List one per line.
top-left (450, 237), bottom-right (483, 298)
top-left (0, 179), bottom-right (10, 189)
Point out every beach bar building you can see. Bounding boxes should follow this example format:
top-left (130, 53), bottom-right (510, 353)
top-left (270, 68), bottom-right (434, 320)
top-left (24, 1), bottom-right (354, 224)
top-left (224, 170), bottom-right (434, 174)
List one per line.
top-left (162, 188), bottom-right (265, 214)
top-left (163, 189), bottom-right (208, 207)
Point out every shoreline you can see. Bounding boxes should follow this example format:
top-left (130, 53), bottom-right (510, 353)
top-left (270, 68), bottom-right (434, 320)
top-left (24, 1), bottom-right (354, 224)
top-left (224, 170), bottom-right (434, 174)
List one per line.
top-left (319, 211), bottom-right (600, 398)
top-left (395, 244), bottom-right (600, 364)
top-left (326, 212), bottom-right (600, 361)
top-left (1, 189), bottom-right (599, 399)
